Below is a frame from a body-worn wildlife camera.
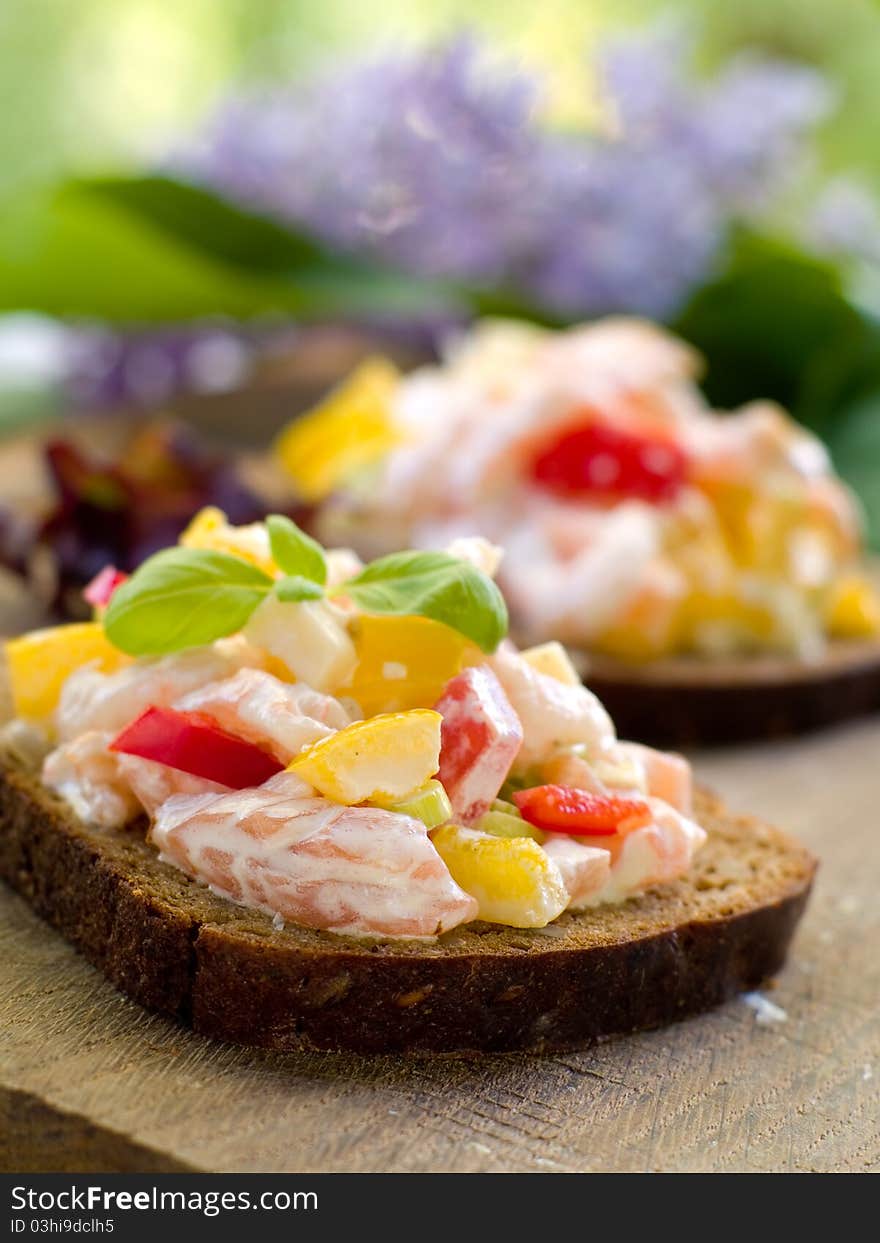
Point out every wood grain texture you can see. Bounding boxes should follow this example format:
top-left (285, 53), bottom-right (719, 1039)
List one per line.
top-left (1, 718), bottom-right (878, 1173)
top-left (0, 1087), bottom-right (194, 1174)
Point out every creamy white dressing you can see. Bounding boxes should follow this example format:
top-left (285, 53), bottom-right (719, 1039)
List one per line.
top-left (488, 646), bottom-right (616, 769)
top-left (580, 799), bottom-right (707, 907)
top-left (174, 668), bottom-right (354, 762)
top-left (42, 730), bottom-right (140, 830)
top-left (541, 835), bottom-right (610, 908)
top-left (55, 640), bottom-right (262, 742)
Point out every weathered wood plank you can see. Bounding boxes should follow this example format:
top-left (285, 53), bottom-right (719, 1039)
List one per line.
top-left (0, 1087), bottom-right (192, 1174)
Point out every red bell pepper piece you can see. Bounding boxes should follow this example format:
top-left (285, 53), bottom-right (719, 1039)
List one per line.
top-left (433, 666), bottom-right (524, 825)
top-left (84, 565), bottom-right (129, 609)
top-left (110, 705), bottom-right (283, 789)
top-left (513, 785), bottom-right (653, 836)
top-left (530, 414), bottom-right (689, 504)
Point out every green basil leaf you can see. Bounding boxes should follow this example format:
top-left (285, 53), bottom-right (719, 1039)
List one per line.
top-left (340, 552), bottom-right (508, 653)
top-left (266, 514), bottom-right (327, 584)
top-left (104, 548), bottom-right (273, 656)
top-left (274, 574), bottom-right (326, 603)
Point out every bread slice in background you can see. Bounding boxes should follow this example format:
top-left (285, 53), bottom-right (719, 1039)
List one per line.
top-left (0, 750), bottom-right (816, 1054)
top-left (576, 638), bottom-right (880, 747)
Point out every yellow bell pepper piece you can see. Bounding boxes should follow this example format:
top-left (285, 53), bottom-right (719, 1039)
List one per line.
top-left (431, 824), bottom-right (567, 928)
top-left (288, 709), bottom-right (441, 805)
top-left (273, 357), bottom-right (403, 501)
top-left (179, 506), bottom-right (277, 577)
top-left (4, 623), bottom-right (128, 725)
top-left (518, 641), bottom-right (581, 686)
top-left (679, 589), bottom-right (775, 647)
top-left (825, 575), bottom-right (880, 639)
top-left (675, 580), bottom-right (811, 656)
top-left (699, 481), bottom-right (808, 575)
top-left (339, 614), bottom-right (480, 715)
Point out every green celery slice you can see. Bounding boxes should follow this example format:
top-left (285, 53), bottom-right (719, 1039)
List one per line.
top-left (477, 809), bottom-right (544, 843)
top-left (372, 779), bottom-right (453, 829)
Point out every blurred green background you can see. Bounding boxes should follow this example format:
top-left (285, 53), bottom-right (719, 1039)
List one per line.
top-left (3, 0), bottom-right (879, 198)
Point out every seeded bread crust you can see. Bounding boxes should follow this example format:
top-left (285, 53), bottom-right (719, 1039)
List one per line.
top-left (0, 750), bottom-right (816, 1054)
top-left (574, 637), bottom-right (880, 747)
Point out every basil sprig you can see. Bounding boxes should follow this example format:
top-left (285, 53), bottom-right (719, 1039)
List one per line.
top-left (337, 551), bottom-right (508, 654)
top-left (104, 549), bottom-right (274, 656)
top-left (274, 574), bottom-right (326, 603)
top-left (266, 514), bottom-right (327, 585)
top-left (103, 517), bottom-right (508, 657)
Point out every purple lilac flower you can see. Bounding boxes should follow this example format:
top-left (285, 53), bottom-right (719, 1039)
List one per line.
top-left (177, 26), bottom-right (832, 319)
top-left (694, 54), bottom-right (832, 210)
top-left (514, 27), bottom-right (833, 316)
top-left (61, 26), bottom-right (840, 412)
top-left (179, 36), bottom-right (542, 287)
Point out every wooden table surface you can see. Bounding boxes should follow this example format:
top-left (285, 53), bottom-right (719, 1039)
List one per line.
top-left (2, 711), bottom-right (878, 1173)
top-left (0, 427), bottom-right (877, 1172)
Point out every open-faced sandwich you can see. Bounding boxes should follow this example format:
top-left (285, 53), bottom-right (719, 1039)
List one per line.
top-left (0, 511), bottom-right (815, 1052)
top-left (277, 320), bottom-right (880, 744)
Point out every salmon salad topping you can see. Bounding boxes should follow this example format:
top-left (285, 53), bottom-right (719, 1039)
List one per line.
top-left (3, 513), bottom-right (706, 940)
top-left (277, 319), bottom-right (880, 661)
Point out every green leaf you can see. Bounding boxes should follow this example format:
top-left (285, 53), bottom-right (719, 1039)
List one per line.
top-left (824, 391), bottom-right (880, 549)
top-left (273, 574), bottom-right (326, 603)
top-left (104, 548), bottom-right (273, 656)
top-left (80, 176), bottom-right (460, 314)
top-left (674, 231), bottom-right (880, 432)
top-left (340, 551), bottom-right (508, 653)
top-left (266, 515), bottom-right (327, 584)
top-left (0, 184), bottom-right (290, 322)
top-left (83, 175), bottom-right (347, 273)
top-left (0, 177), bottom-right (458, 323)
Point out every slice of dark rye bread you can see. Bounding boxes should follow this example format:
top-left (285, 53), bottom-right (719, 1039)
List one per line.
top-left (0, 750), bottom-right (816, 1055)
top-left (573, 636), bottom-right (880, 747)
